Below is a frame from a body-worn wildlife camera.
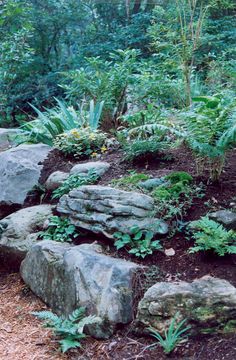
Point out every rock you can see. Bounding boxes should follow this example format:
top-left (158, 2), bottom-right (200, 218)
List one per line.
top-left (136, 276), bottom-right (236, 336)
top-left (70, 161), bottom-right (110, 177)
top-left (209, 210), bottom-right (236, 230)
top-left (139, 178), bottom-right (168, 190)
top-left (0, 144), bottom-right (51, 212)
top-left (45, 171), bottom-right (69, 191)
top-left (0, 205), bottom-right (53, 266)
top-left (57, 185), bottom-right (168, 238)
top-left (20, 240), bottom-right (141, 339)
top-left (164, 248), bottom-right (175, 256)
top-left (0, 128), bottom-right (22, 151)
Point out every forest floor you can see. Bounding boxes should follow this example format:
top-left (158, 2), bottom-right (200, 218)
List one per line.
top-left (0, 146), bottom-right (236, 359)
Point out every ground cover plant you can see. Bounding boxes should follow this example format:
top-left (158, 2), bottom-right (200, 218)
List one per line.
top-left (0, 0), bottom-right (236, 359)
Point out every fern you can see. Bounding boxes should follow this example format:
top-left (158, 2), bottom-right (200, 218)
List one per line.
top-left (32, 307), bottom-right (99, 353)
top-left (189, 216), bottom-right (236, 256)
top-left (175, 92), bottom-right (236, 180)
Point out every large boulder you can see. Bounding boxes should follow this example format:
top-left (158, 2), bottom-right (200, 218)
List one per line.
top-left (57, 185), bottom-right (168, 238)
top-left (0, 205), bottom-right (53, 266)
top-left (136, 276), bottom-right (236, 336)
top-left (209, 210), bottom-right (236, 230)
top-left (20, 240), bottom-right (141, 339)
top-left (0, 144), bottom-right (51, 216)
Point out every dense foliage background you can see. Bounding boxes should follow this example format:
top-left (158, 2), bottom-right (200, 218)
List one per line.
top-left (0, 0), bottom-right (235, 126)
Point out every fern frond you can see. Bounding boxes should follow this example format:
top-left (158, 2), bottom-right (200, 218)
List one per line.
top-left (68, 307), bottom-right (86, 323)
top-left (77, 315), bottom-right (100, 334)
top-left (31, 311), bottom-right (60, 323)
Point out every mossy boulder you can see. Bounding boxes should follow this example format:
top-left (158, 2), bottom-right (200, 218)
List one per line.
top-left (135, 276), bottom-right (236, 336)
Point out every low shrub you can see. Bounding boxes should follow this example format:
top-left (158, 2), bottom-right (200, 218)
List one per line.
top-left (53, 127), bottom-right (107, 159)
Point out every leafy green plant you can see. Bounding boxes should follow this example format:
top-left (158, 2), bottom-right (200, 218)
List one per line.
top-left (114, 226), bottom-right (162, 258)
top-left (53, 127), bottom-right (107, 159)
top-left (189, 216), bottom-right (236, 256)
top-left (32, 307), bottom-right (99, 353)
top-left (148, 313), bottom-right (191, 354)
top-left (39, 216), bottom-right (77, 243)
top-left (52, 169), bottom-right (100, 199)
top-left (62, 49), bottom-right (138, 127)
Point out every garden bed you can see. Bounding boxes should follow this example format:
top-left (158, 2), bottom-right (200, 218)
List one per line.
top-left (1, 146), bottom-right (236, 359)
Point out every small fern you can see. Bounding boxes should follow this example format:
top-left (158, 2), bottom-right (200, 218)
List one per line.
top-left (189, 216), bottom-right (236, 256)
top-left (32, 307), bottom-right (99, 353)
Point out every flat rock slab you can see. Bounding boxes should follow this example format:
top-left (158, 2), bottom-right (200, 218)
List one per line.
top-left (209, 210), bottom-right (236, 230)
top-left (0, 205), bottom-right (53, 266)
top-left (136, 276), bottom-right (236, 336)
top-left (0, 144), bottom-right (51, 211)
top-left (57, 185), bottom-right (168, 237)
top-left (21, 240), bottom-right (141, 339)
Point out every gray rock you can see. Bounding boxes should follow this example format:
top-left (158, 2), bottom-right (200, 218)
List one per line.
top-left (0, 205), bottom-right (53, 265)
top-left (57, 185), bottom-right (168, 237)
top-left (20, 240), bottom-right (141, 339)
top-left (209, 210), bottom-right (236, 230)
top-left (0, 144), bottom-right (51, 209)
top-left (70, 161), bottom-right (110, 177)
top-left (139, 178), bottom-right (168, 190)
top-left (0, 128), bottom-right (22, 151)
top-left (136, 276), bottom-right (236, 335)
top-left (45, 171), bottom-right (69, 191)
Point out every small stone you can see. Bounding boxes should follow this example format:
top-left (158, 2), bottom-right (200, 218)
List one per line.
top-left (139, 178), bottom-right (168, 190)
top-left (45, 171), bottom-right (69, 191)
top-left (164, 248), bottom-right (175, 256)
top-left (70, 161), bottom-right (110, 177)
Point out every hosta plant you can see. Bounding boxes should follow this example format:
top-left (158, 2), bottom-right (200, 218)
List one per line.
top-left (32, 307), bottom-right (99, 353)
top-left (114, 226), bottom-right (162, 258)
top-left (189, 216), bottom-right (236, 256)
top-left (39, 216), bottom-right (77, 243)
